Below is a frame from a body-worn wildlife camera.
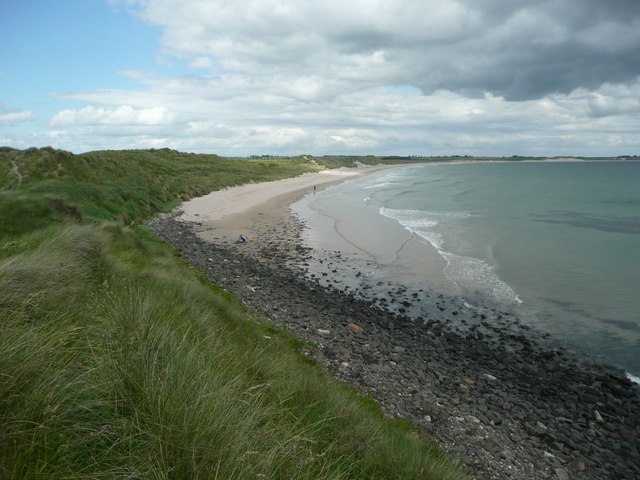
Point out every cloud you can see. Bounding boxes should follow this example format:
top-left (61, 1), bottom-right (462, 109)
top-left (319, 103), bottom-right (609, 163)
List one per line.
top-left (38, 1), bottom-right (640, 155)
top-left (118, 0), bottom-right (640, 100)
top-left (0, 107), bottom-right (33, 126)
top-left (188, 56), bottom-right (214, 70)
top-left (50, 105), bottom-right (175, 127)
top-left (328, 128), bottom-right (383, 150)
top-left (44, 73), bottom-right (640, 156)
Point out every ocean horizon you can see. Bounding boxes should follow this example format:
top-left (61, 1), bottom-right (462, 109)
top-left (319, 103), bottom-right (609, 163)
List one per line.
top-left (292, 160), bottom-right (640, 378)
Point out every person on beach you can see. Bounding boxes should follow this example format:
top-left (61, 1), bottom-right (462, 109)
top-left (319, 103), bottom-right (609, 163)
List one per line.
top-left (236, 234), bottom-right (247, 243)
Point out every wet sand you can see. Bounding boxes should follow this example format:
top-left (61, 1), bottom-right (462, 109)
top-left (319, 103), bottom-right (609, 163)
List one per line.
top-left (291, 187), bottom-right (455, 294)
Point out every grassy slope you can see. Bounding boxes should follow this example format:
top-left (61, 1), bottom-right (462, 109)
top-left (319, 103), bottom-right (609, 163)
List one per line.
top-left (0, 147), bottom-right (465, 479)
top-left (0, 147), bottom-right (328, 238)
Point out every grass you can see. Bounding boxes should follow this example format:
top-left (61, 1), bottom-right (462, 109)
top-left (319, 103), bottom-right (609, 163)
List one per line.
top-left (0, 147), bottom-right (466, 479)
top-left (0, 147), bottom-right (331, 238)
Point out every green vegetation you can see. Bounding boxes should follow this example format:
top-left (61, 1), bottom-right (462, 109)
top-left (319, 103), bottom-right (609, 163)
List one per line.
top-left (0, 147), bottom-right (465, 479)
top-left (0, 147), bottom-right (327, 238)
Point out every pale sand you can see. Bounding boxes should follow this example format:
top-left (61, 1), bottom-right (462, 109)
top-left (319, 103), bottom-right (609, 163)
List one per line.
top-left (177, 165), bottom-right (390, 258)
top-left (176, 163), bottom-right (453, 289)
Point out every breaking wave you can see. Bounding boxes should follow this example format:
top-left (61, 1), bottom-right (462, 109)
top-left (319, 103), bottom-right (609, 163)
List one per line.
top-left (379, 207), bottom-right (520, 305)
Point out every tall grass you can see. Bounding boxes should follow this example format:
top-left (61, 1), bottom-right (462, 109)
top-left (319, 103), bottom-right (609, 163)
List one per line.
top-left (0, 224), bottom-right (465, 479)
top-left (0, 147), bottom-right (465, 478)
top-left (0, 148), bottom-right (354, 237)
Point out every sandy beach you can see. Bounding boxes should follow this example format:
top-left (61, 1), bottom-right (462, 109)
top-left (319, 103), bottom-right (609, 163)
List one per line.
top-left (179, 165), bottom-right (380, 237)
top-left (178, 164), bottom-right (392, 268)
top-left (179, 166), bottom-right (379, 223)
top-left (153, 166), bottom-right (640, 480)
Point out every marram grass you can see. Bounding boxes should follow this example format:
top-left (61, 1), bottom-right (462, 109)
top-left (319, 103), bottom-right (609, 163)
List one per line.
top-left (1, 147), bottom-right (465, 478)
top-left (0, 224), bottom-right (465, 479)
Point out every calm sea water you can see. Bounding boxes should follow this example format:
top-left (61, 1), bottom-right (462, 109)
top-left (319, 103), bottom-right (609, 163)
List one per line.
top-left (294, 161), bottom-right (640, 376)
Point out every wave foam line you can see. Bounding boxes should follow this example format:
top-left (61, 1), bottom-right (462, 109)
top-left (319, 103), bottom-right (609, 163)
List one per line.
top-left (379, 207), bottom-right (519, 305)
top-left (626, 371), bottom-right (640, 385)
top-left (362, 181), bottom-right (399, 190)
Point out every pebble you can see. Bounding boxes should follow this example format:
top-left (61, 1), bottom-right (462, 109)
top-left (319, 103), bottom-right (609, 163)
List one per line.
top-left (594, 410), bottom-right (604, 424)
top-left (346, 322), bottom-right (363, 334)
top-left (569, 460), bottom-right (586, 472)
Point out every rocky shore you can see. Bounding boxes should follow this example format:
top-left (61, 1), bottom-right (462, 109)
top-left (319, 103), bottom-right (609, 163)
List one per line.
top-left (150, 213), bottom-right (640, 480)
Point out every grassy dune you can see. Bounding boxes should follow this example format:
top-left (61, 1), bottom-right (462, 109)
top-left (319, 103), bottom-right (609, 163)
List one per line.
top-left (0, 147), bottom-right (465, 479)
top-left (0, 147), bottom-right (327, 238)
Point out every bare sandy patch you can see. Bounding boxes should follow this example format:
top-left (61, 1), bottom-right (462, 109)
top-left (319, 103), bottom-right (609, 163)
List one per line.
top-left (176, 165), bottom-right (390, 262)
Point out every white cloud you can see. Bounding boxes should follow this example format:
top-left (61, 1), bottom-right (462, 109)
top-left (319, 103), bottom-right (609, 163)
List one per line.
top-left (50, 105), bottom-right (175, 127)
top-left (34, 0), bottom-right (640, 155)
top-left (188, 56), bottom-right (214, 70)
top-left (328, 128), bottom-right (383, 150)
top-left (41, 74), bottom-right (640, 156)
top-left (246, 126), bottom-right (309, 147)
top-left (0, 109), bottom-right (33, 126)
top-left (119, 0), bottom-right (640, 100)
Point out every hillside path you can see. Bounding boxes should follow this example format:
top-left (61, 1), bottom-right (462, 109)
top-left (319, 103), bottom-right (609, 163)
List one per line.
top-left (10, 159), bottom-right (23, 186)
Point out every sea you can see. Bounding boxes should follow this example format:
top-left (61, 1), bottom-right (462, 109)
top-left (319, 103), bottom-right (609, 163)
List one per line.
top-left (291, 160), bottom-right (640, 380)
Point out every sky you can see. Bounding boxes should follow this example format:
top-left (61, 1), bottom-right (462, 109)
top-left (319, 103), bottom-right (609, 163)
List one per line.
top-left (1, 0), bottom-right (640, 157)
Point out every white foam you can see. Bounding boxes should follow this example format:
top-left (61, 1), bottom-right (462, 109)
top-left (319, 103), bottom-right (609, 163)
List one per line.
top-left (463, 301), bottom-right (480, 311)
top-left (626, 372), bottom-right (640, 385)
top-left (380, 207), bottom-right (471, 221)
top-left (363, 181), bottom-right (398, 190)
top-left (379, 207), bottom-right (520, 305)
top-left (440, 250), bottom-right (519, 305)
top-left (379, 207), bottom-right (441, 247)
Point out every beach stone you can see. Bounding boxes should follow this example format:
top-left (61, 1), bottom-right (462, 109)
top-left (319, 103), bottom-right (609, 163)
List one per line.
top-left (484, 373), bottom-right (498, 381)
top-left (500, 449), bottom-right (514, 461)
top-left (619, 425), bottom-right (636, 442)
top-left (554, 467), bottom-right (570, 480)
top-left (569, 460), bottom-right (586, 472)
top-left (316, 329), bottom-right (331, 336)
top-left (346, 322), bottom-right (363, 334)
top-left (484, 436), bottom-right (501, 453)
